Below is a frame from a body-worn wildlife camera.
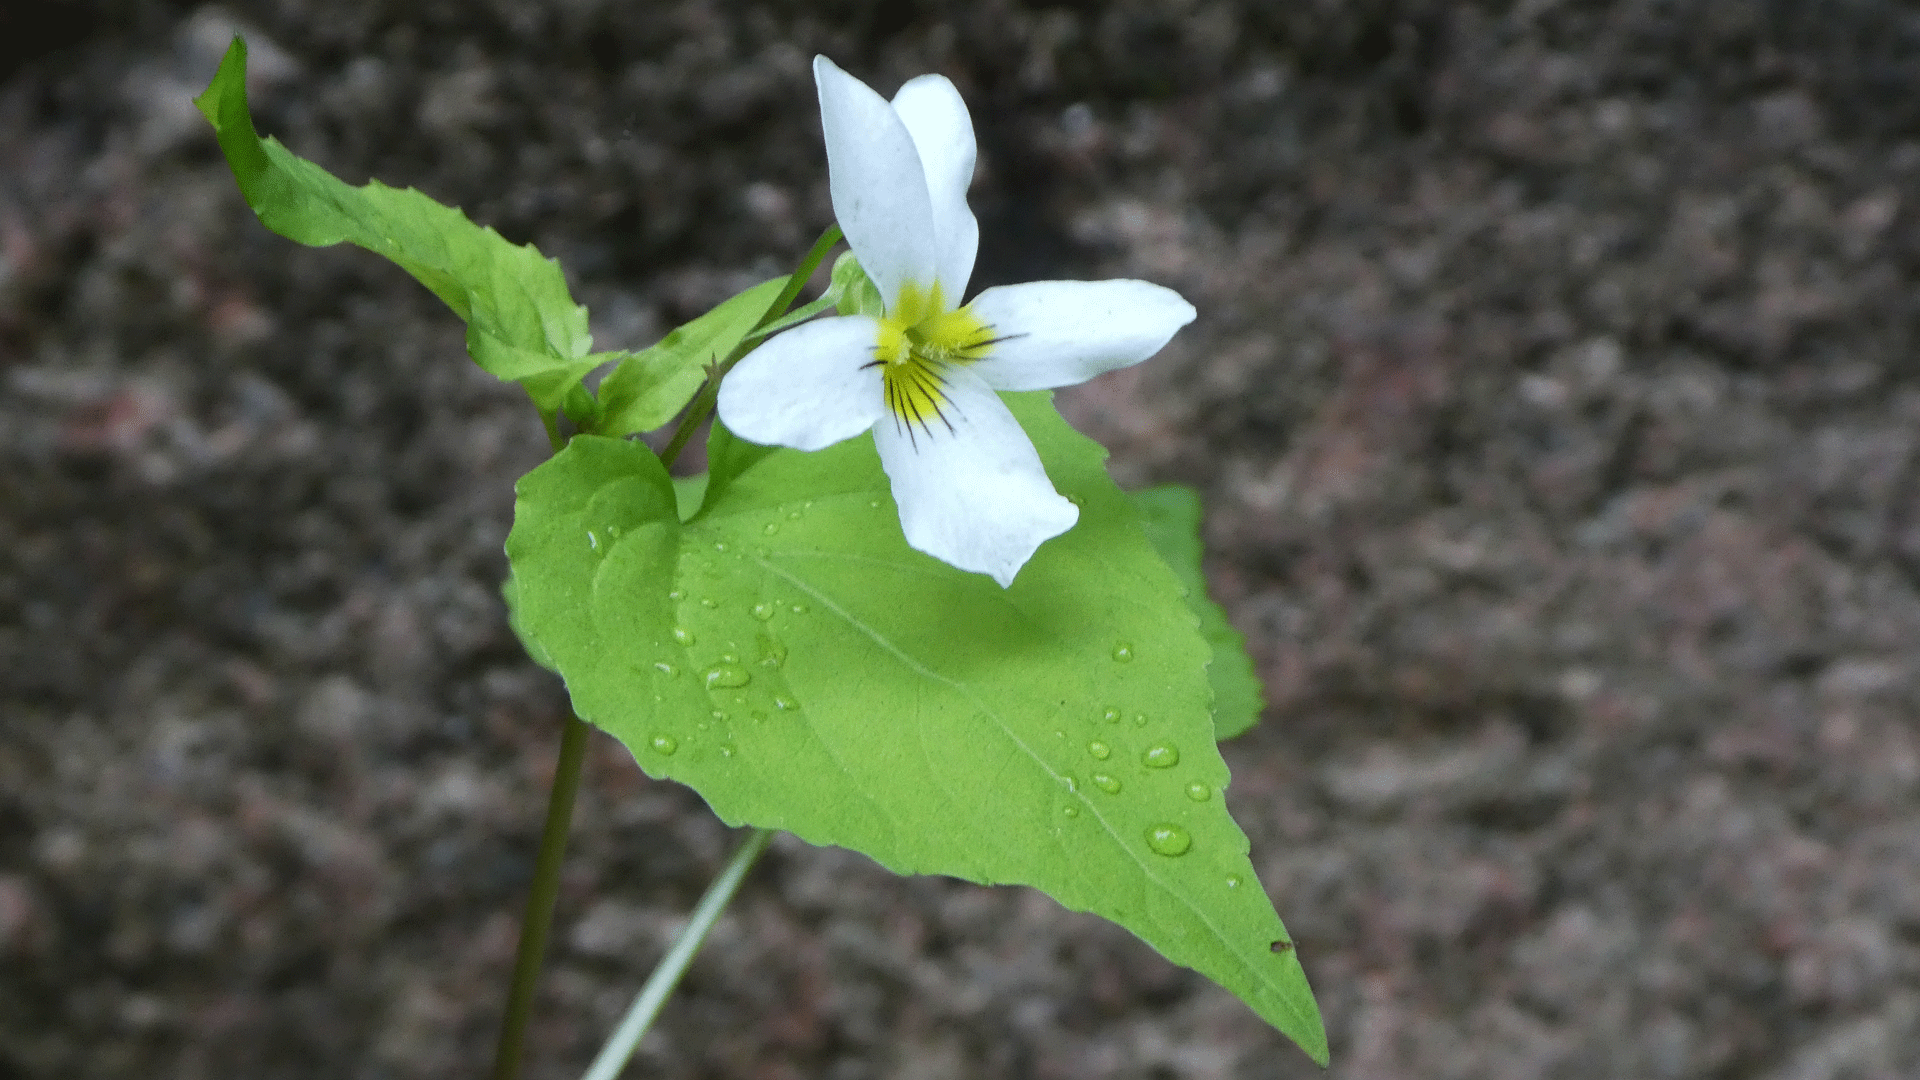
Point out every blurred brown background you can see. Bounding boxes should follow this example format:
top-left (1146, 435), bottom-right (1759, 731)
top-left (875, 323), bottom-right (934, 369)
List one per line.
top-left (4, 1), bottom-right (1920, 1076)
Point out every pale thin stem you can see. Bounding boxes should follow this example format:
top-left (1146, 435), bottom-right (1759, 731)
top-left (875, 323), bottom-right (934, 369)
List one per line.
top-left (581, 828), bottom-right (775, 1080)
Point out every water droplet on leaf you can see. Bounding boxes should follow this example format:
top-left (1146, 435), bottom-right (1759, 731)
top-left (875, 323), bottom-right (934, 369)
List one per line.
top-left (1112, 642), bottom-right (1134, 662)
top-left (714, 541), bottom-right (730, 553)
top-left (1145, 824), bottom-right (1192, 856)
top-left (1132, 713), bottom-right (1149, 728)
top-left (1186, 782), bottom-right (1212, 802)
top-left (719, 742), bottom-right (737, 758)
top-left (1226, 874), bottom-right (1243, 889)
top-left (763, 522), bottom-right (780, 535)
top-left (587, 531), bottom-right (601, 551)
top-left (668, 589), bottom-right (684, 601)
top-left (751, 602), bottom-right (776, 621)
top-left (704, 665), bottom-right (750, 689)
top-left (1087, 741), bottom-right (1111, 761)
top-left (790, 603), bottom-right (808, 615)
top-left (773, 694), bottom-right (799, 711)
top-left (1091, 773), bottom-right (1121, 794)
top-left (671, 627), bottom-right (696, 646)
top-left (650, 734), bottom-right (678, 755)
top-left (1142, 743), bottom-right (1180, 769)
top-left (653, 662), bottom-right (678, 677)
top-left (1102, 707), bottom-right (1121, 723)
top-left (1063, 805), bottom-right (1080, 818)
top-left (701, 597), bottom-right (718, 609)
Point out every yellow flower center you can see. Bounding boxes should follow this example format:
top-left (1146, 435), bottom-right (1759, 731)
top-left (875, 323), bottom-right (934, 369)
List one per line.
top-left (868, 281), bottom-right (1001, 435)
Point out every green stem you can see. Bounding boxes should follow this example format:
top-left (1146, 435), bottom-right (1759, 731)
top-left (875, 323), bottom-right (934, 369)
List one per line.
top-left (492, 227), bottom-right (835, 1080)
top-left (581, 828), bottom-right (775, 1080)
top-left (657, 223), bottom-right (843, 470)
top-left (491, 711), bottom-right (592, 1080)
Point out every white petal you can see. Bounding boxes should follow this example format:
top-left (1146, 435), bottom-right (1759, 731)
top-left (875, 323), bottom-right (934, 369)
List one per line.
top-left (717, 316), bottom-right (884, 451)
top-left (871, 367), bottom-right (1078, 587)
top-left (890, 74), bottom-right (978, 300)
top-left (814, 56), bottom-right (937, 311)
top-left (964, 280), bottom-right (1197, 391)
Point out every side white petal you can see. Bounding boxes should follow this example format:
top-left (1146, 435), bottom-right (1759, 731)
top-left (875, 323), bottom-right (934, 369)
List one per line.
top-left (964, 279), bottom-right (1198, 390)
top-left (717, 316), bottom-right (885, 451)
top-left (871, 368), bottom-right (1078, 587)
top-left (814, 56), bottom-right (937, 311)
top-left (891, 74), bottom-right (979, 300)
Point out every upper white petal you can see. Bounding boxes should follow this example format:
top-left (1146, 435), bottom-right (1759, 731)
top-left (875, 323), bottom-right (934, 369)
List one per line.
top-left (890, 74), bottom-right (978, 300)
top-left (870, 368), bottom-right (1078, 587)
top-left (717, 315), bottom-right (885, 451)
top-left (814, 56), bottom-right (937, 312)
top-left (963, 280), bottom-right (1197, 391)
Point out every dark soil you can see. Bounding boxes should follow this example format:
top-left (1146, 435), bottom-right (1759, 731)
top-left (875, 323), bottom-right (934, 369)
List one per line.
top-left (6, 1), bottom-right (1920, 1077)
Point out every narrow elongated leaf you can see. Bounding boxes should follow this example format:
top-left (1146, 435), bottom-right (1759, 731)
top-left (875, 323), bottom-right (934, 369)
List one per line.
top-left (593, 278), bottom-right (786, 437)
top-left (507, 394), bottom-right (1326, 1061)
top-left (1129, 485), bottom-right (1266, 740)
top-left (194, 38), bottom-right (597, 414)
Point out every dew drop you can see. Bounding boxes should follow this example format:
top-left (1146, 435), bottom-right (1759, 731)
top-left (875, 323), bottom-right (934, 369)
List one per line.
top-left (668, 589), bottom-right (684, 601)
top-left (763, 522), bottom-right (780, 536)
top-left (587, 530), bottom-right (601, 551)
top-left (773, 694), bottom-right (799, 711)
top-left (1144, 824), bottom-right (1192, 857)
top-left (1186, 782), bottom-right (1212, 802)
top-left (719, 742), bottom-right (738, 758)
top-left (1091, 773), bottom-right (1122, 794)
top-left (750, 710), bottom-right (769, 723)
top-left (1061, 776), bottom-right (1077, 794)
top-left (714, 541), bottom-right (730, 553)
top-left (710, 709), bottom-right (728, 721)
top-left (704, 664), bottom-right (751, 689)
top-left (1063, 805), bottom-right (1080, 818)
top-left (1102, 707), bottom-right (1121, 724)
top-left (1226, 874), bottom-right (1243, 889)
top-left (1142, 743), bottom-right (1180, 769)
top-left (1087, 741), bottom-right (1112, 761)
top-left (751, 602), bottom-right (776, 621)
top-left (868, 499), bottom-right (882, 509)
top-left (650, 734), bottom-right (678, 755)
top-left (670, 627), bottom-right (696, 647)
top-left (789, 603), bottom-right (809, 615)
top-left (1132, 713), bottom-right (1150, 728)
top-left (720, 652), bottom-right (739, 664)
top-left (701, 597), bottom-right (718, 609)
top-left (1112, 642), bottom-right (1134, 662)
top-left (788, 509), bottom-right (804, 520)
top-left (653, 661), bottom-right (679, 677)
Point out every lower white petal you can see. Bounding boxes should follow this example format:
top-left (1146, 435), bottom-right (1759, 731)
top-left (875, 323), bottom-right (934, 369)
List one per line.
top-left (717, 316), bottom-right (885, 451)
top-left (871, 367), bottom-right (1078, 587)
top-left (964, 279), bottom-right (1196, 391)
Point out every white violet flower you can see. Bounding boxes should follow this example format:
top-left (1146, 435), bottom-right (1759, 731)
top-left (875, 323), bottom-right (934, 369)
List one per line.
top-left (717, 56), bottom-right (1196, 587)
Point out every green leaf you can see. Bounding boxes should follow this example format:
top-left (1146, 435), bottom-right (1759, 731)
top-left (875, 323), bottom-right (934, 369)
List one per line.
top-left (1129, 486), bottom-right (1266, 741)
top-left (592, 278), bottom-right (786, 437)
top-left (507, 395), bottom-right (1325, 1061)
top-left (194, 37), bottom-right (597, 415)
